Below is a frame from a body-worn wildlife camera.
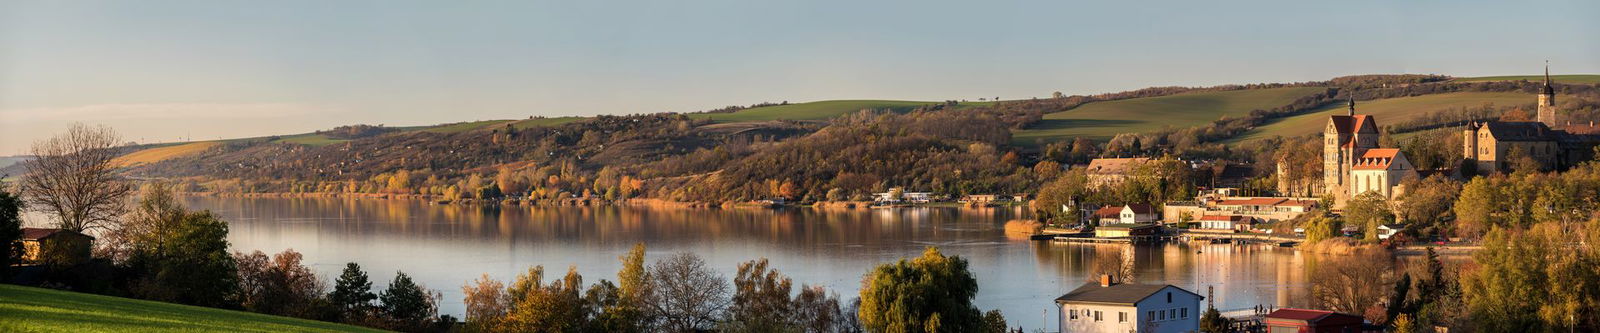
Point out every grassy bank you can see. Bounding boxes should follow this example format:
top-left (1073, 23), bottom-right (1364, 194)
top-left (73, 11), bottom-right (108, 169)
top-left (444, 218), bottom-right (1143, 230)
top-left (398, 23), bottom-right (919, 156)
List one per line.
top-left (0, 284), bottom-right (382, 333)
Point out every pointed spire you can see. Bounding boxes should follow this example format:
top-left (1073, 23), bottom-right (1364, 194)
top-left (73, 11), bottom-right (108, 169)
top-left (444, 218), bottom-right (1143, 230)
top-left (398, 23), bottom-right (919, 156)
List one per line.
top-left (1347, 98), bottom-right (1356, 116)
top-left (1543, 60), bottom-right (1555, 95)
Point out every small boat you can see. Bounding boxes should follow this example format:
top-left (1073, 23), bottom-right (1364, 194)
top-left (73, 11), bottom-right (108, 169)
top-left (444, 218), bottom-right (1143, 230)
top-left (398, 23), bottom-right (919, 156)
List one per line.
top-left (1029, 234), bottom-right (1057, 241)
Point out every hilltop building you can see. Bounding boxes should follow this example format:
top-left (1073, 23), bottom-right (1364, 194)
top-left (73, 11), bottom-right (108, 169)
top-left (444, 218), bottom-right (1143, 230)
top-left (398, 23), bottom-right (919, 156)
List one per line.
top-left (1461, 66), bottom-right (1600, 174)
top-left (1056, 276), bottom-right (1203, 333)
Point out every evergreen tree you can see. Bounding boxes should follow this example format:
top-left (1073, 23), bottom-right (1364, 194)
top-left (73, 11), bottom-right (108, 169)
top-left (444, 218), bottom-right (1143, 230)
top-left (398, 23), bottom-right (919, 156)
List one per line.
top-left (1199, 307), bottom-right (1228, 333)
top-left (380, 272), bottom-right (437, 332)
top-left (330, 262), bottom-right (378, 319)
top-left (0, 190), bottom-right (22, 280)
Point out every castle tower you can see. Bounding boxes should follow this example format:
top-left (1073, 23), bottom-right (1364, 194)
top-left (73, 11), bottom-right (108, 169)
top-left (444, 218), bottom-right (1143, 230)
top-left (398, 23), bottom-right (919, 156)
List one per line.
top-left (1463, 121), bottom-right (1479, 160)
top-left (1538, 62), bottom-right (1558, 127)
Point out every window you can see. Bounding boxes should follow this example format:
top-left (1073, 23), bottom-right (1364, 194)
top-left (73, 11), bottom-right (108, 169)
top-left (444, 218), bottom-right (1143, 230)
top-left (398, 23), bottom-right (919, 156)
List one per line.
top-left (1158, 310), bottom-right (1165, 320)
top-left (1167, 292), bottom-right (1172, 303)
top-left (1069, 309), bottom-right (1077, 320)
top-left (1182, 308), bottom-right (1189, 319)
top-left (1094, 311), bottom-right (1102, 322)
top-left (1119, 312), bottom-right (1127, 323)
top-left (1148, 311), bottom-right (1155, 320)
top-left (1170, 309), bottom-right (1177, 319)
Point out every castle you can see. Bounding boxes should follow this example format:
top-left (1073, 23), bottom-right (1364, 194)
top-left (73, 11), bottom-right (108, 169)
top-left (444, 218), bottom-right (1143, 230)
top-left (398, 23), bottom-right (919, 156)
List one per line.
top-left (1461, 66), bottom-right (1600, 175)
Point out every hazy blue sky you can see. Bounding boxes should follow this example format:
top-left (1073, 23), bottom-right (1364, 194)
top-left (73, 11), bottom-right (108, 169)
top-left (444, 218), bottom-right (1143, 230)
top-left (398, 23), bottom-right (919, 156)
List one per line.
top-left (2, 0), bottom-right (1597, 153)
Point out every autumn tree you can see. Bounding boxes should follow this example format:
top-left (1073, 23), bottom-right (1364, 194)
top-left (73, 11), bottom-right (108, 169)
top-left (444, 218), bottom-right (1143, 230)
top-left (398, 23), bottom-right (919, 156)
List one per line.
top-left (111, 184), bottom-right (238, 308)
top-left (1311, 250), bottom-right (1395, 317)
top-left (20, 123), bottom-right (133, 232)
top-left (858, 247), bottom-right (984, 332)
top-left (234, 249), bottom-right (332, 319)
top-left (1343, 191), bottom-right (1395, 243)
top-left (1394, 175), bottom-right (1461, 236)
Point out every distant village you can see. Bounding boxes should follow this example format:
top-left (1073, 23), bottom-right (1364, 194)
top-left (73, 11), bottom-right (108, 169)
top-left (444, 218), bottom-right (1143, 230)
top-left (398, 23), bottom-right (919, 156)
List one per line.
top-left (850, 69), bottom-right (1600, 332)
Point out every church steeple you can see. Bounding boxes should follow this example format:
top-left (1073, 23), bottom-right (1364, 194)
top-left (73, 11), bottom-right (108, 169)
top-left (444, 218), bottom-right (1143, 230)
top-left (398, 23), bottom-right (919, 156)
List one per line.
top-left (1538, 61), bottom-right (1557, 126)
top-left (1347, 98), bottom-right (1356, 117)
top-left (1543, 61), bottom-right (1555, 96)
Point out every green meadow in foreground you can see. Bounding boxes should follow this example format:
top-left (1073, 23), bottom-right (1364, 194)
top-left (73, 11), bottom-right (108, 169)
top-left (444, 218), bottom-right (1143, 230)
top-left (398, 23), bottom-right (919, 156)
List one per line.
top-left (1011, 86), bottom-right (1327, 145)
top-left (0, 284), bottom-right (381, 333)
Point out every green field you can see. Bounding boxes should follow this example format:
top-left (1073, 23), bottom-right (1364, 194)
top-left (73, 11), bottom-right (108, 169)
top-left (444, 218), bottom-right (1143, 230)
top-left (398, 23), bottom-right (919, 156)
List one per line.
top-left (1454, 74), bottom-right (1600, 84)
top-left (1010, 87), bottom-right (1327, 145)
top-left (0, 284), bottom-right (380, 333)
top-left (509, 116), bottom-right (584, 129)
top-left (1228, 91), bottom-right (1532, 142)
top-left (687, 100), bottom-right (994, 123)
top-left (422, 119), bottom-right (516, 134)
top-left (271, 133), bottom-right (347, 146)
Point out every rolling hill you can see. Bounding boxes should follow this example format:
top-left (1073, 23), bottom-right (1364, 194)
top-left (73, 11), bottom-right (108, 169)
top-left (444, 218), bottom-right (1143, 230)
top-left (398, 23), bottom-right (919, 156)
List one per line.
top-left (687, 100), bottom-right (994, 123)
top-left (1227, 91), bottom-right (1532, 142)
top-left (112, 141), bottom-right (223, 167)
top-left (1010, 87), bottom-right (1328, 145)
top-left (0, 284), bottom-right (381, 333)
top-left (1454, 74), bottom-right (1600, 84)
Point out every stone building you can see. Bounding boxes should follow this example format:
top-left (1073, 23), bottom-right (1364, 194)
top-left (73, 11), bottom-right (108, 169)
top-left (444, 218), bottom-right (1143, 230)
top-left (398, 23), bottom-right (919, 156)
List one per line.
top-left (1349, 148), bottom-right (1418, 199)
top-left (1462, 67), bottom-right (1600, 175)
top-left (1322, 99), bottom-right (1380, 200)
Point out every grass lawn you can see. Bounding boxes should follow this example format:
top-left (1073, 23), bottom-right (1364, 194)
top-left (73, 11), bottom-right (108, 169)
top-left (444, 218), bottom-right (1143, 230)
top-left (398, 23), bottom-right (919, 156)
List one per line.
top-left (1227, 91), bottom-right (1532, 143)
top-left (112, 141), bottom-right (222, 167)
top-left (1453, 74), bottom-right (1600, 84)
top-left (1010, 87), bottom-right (1327, 146)
top-left (0, 284), bottom-right (382, 333)
top-left (686, 100), bottom-right (994, 123)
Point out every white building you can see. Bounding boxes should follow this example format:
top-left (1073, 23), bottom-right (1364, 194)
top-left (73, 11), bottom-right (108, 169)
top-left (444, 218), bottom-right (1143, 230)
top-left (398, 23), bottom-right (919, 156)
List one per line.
top-left (1197, 215), bottom-right (1254, 231)
top-left (1119, 204), bottom-right (1158, 224)
top-left (1057, 276), bottom-right (1203, 333)
top-left (871, 189), bottom-right (934, 203)
top-left (1349, 148), bottom-right (1418, 199)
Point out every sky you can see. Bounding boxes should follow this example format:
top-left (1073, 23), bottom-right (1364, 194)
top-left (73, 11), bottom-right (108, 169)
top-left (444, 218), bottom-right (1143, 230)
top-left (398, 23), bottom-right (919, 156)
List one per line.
top-left (2, 0), bottom-right (1597, 154)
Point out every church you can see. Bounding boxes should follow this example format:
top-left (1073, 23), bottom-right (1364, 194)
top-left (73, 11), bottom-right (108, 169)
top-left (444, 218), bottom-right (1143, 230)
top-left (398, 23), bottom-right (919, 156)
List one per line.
top-left (1322, 100), bottom-right (1417, 202)
top-left (1461, 66), bottom-right (1600, 175)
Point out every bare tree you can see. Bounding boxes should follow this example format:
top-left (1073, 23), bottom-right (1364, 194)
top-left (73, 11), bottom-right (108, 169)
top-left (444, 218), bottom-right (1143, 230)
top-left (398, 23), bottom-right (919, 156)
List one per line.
top-left (1310, 250), bottom-right (1395, 315)
top-left (649, 252), bottom-right (729, 332)
top-left (21, 123), bottom-right (132, 232)
top-left (1088, 247), bottom-right (1137, 283)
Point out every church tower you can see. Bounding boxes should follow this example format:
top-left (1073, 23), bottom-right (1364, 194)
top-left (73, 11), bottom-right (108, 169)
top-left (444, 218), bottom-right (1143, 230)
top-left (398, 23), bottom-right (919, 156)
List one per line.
top-left (1538, 62), bottom-right (1558, 127)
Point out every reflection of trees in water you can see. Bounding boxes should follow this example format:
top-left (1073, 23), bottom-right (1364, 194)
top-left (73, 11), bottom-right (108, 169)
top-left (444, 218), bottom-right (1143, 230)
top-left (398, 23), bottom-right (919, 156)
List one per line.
top-left (189, 197), bottom-right (1024, 249)
top-left (1027, 242), bottom-right (1321, 311)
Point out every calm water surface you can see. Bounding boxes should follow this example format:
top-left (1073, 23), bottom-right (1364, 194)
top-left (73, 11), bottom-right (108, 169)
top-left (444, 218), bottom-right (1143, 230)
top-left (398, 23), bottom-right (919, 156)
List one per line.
top-left (187, 197), bottom-right (1321, 330)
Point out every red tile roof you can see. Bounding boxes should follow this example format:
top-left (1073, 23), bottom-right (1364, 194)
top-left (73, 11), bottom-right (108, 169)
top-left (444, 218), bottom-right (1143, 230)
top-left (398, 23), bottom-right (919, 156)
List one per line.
top-left (1094, 206), bottom-right (1123, 219)
top-left (1265, 308), bottom-right (1365, 324)
top-left (1352, 148), bottom-right (1403, 170)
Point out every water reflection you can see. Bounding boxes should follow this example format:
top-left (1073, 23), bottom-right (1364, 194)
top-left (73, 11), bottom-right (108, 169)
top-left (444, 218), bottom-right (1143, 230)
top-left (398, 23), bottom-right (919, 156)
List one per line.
top-left (189, 197), bottom-right (1328, 330)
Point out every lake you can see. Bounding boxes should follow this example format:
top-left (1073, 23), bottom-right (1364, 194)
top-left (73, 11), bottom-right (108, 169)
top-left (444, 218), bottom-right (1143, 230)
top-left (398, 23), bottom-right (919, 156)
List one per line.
top-left (187, 196), bottom-right (1323, 330)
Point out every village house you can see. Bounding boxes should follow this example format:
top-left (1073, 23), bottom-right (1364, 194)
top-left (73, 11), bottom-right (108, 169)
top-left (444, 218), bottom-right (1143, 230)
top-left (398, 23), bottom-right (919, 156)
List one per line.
top-left (1119, 204), bottom-right (1158, 224)
top-left (1084, 157), bottom-right (1151, 187)
top-left (960, 194), bottom-right (999, 204)
top-left (1094, 206), bottom-right (1124, 225)
top-left (17, 228), bottom-right (94, 266)
top-left (872, 189), bottom-right (934, 204)
top-left (1197, 215), bottom-right (1254, 232)
top-left (1377, 224), bottom-right (1406, 240)
top-left (1164, 197), bottom-right (1317, 224)
top-left (1057, 276), bottom-right (1203, 333)
top-left (1263, 308), bottom-right (1374, 333)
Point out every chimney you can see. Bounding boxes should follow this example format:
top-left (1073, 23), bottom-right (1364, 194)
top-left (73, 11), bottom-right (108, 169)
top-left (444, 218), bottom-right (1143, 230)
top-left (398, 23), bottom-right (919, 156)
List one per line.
top-left (1099, 274), bottom-right (1114, 287)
